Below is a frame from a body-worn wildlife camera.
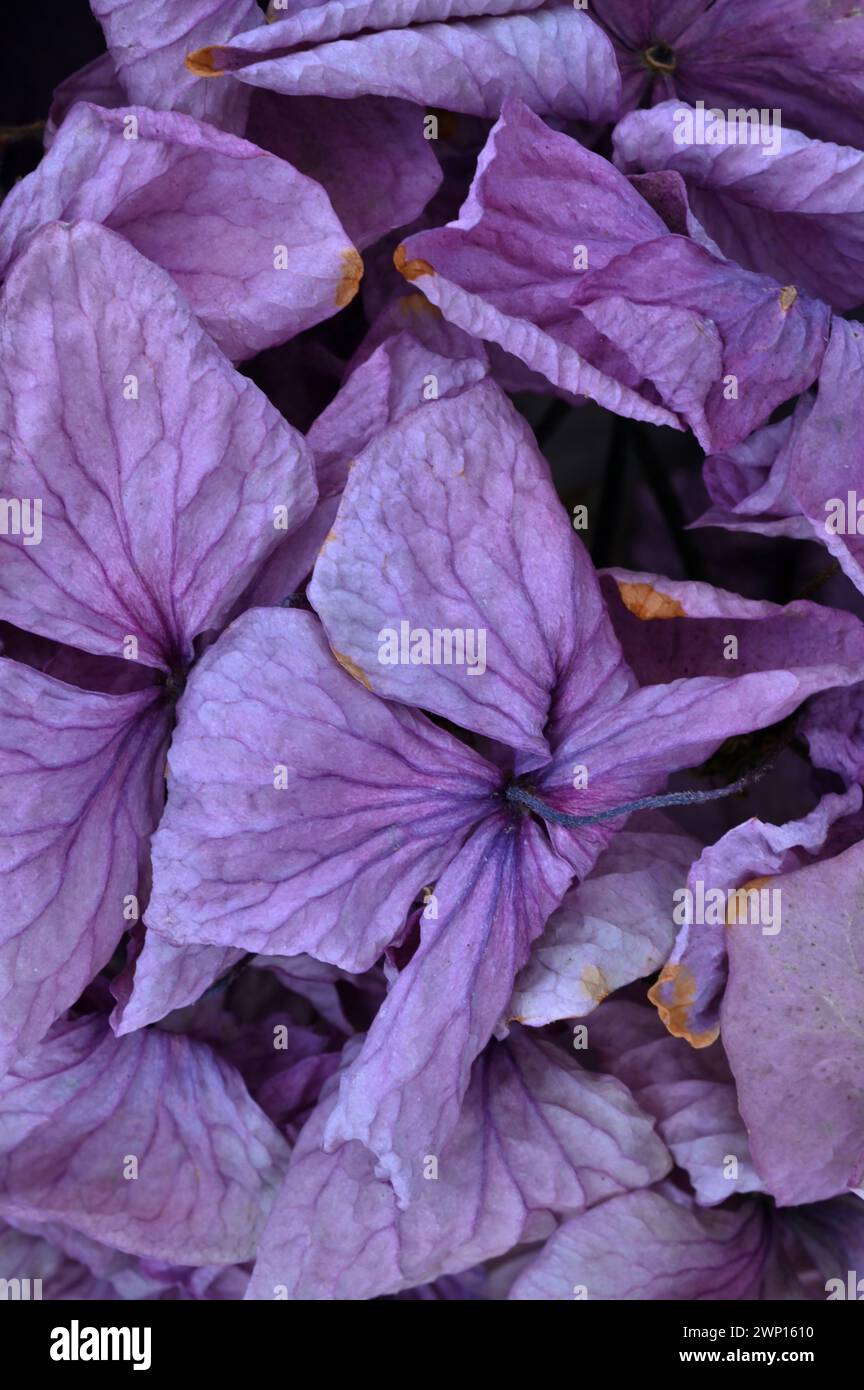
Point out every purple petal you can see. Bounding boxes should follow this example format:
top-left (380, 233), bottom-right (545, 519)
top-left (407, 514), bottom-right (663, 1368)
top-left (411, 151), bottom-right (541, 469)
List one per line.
top-left (148, 606), bottom-right (497, 968)
top-left (0, 221), bottom-right (315, 669)
top-left (721, 839), bottom-right (864, 1206)
top-left (188, 3), bottom-right (621, 121)
top-left (0, 103), bottom-right (361, 360)
top-left (0, 1015), bottom-right (289, 1263)
top-left (247, 1028), bottom-right (670, 1298)
top-left (0, 659), bottom-right (167, 1075)
top-left (509, 1188), bottom-right (771, 1300)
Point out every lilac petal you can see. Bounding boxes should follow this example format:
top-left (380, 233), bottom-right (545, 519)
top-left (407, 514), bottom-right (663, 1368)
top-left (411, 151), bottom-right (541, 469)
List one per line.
top-left (802, 682), bottom-right (864, 789)
top-left (92, 0), bottom-right (261, 133)
top-left (310, 378), bottom-right (629, 760)
top-left (0, 221), bottom-right (315, 670)
top-left (0, 102), bottom-right (361, 361)
top-left (785, 318), bottom-right (864, 596)
top-left (566, 236), bottom-right (828, 453)
top-left (244, 303), bottom-right (489, 606)
top-left (509, 1189), bottom-right (770, 1300)
top-left (669, 0), bottom-right (864, 150)
top-left (695, 405), bottom-right (815, 541)
top-left (0, 1015), bottom-right (289, 1264)
top-left (614, 101), bottom-right (864, 312)
top-left (510, 817), bottom-right (701, 1028)
top-left (0, 659), bottom-right (168, 1075)
top-left (589, 999), bottom-right (763, 1205)
top-left (602, 569), bottom-right (864, 690)
top-left (0, 1221), bottom-right (120, 1301)
top-left (323, 812), bottom-right (575, 1203)
top-left (247, 91), bottom-right (442, 250)
top-left (110, 931), bottom-right (243, 1036)
top-left (398, 101), bottom-right (681, 428)
top-left (188, 3), bottom-right (621, 121)
top-left (400, 100), bottom-right (828, 446)
top-left (721, 839), bottom-right (864, 1206)
top-left (148, 606), bottom-right (498, 969)
top-left (652, 788), bottom-right (860, 1051)
top-left (247, 1028), bottom-right (670, 1299)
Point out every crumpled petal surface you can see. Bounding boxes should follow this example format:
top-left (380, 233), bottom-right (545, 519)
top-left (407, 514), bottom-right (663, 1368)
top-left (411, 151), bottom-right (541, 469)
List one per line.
top-left (0, 1015), bottom-right (289, 1264)
top-left (0, 103), bottom-right (361, 361)
top-left (246, 1029), bottom-right (671, 1299)
top-left (0, 221), bottom-right (316, 669)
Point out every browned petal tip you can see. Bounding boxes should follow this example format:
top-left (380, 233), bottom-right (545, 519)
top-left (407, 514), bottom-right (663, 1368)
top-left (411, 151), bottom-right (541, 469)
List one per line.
top-left (332, 648), bottom-right (372, 690)
top-left (185, 46), bottom-right (225, 77)
top-left (336, 249), bottom-right (364, 308)
top-left (581, 964), bottom-right (610, 1005)
top-left (394, 243), bottom-right (434, 282)
top-left (617, 581), bottom-right (686, 620)
top-left (779, 285), bottom-right (798, 312)
top-left (648, 964), bottom-right (719, 1049)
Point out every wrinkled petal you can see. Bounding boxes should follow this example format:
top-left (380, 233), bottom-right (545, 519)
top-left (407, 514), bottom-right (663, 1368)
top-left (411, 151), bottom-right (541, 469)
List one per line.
top-left (148, 606), bottom-right (498, 969)
top-left (614, 102), bottom-right (864, 311)
top-left (0, 1015), bottom-right (289, 1264)
top-left (247, 1029), bottom-right (670, 1299)
top-left (0, 659), bottom-right (167, 1075)
top-left (189, 3), bottom-right (621, 121)
top-left (589, 998), bottom-right (763, 1204)
top-left (247, 91), bottom-right (442, 250)
top-left (721, 839), bottom-right (864, 1206)
top-left (0, 221), bottom-right (315, 669)
top-left (323, 812), bottom-right (575, 1203)
top-left (510, 816), bottom-right (701, 1027)
top-left (509, 1188), bottom-right (771, 1300)
top-left (310, 378), bottom-right (631, 760)
top-left (92, 0), bottom-right (261, 133)
top-left (0, 103), bottom-right (360, 361)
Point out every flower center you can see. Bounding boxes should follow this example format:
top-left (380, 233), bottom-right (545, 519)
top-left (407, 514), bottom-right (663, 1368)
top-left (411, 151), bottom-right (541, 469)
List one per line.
top-left (642, 42), bottom-right (677, 74)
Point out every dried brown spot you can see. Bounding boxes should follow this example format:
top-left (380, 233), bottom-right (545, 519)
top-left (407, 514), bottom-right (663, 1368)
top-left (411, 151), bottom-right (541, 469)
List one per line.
top-left (648, 964), bottom-right (719, 1049)
top-left (617, 581), bottom-right (686, 620)
top-left (332, 649), bottom-right (372, 691)
top-left (581, 964), bottom-right (609, 1005)
top-left (336, 249), bottom-right (364, 308)
top-left (394, 244), bottom-right (434, 282)
top-left (185, 46), bottom-right (224, 77)
top-left (319, 529), bottom-right (338, 556)
top-left (779, 285), bottom-right (798, 312)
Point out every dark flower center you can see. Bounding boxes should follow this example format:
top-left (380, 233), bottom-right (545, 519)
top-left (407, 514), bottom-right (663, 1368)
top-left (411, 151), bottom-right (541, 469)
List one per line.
top-left (642, 42), bottom-right (677, 74)
top-left (164, 668), bottom-right (187, 699)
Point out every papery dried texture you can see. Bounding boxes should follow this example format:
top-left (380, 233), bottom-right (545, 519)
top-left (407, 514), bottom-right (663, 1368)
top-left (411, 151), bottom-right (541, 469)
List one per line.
top-left (0, 1016), bottom-right (289, 1264)
top-left (694, 404), bottom-right (815, 541)
top-left (0, 221), bottom-right (315, 1066)
top-left (509, 1188), bottom-right (771, 1300)
top-left (614, 101), bottom-right (864, 312)
top-left (588, 998), bottom-right (763, 1204)
top-left (92, 0), bottom-right (261, 133)
top-left (44, 54), bottom-right (125, 147)
top-left (243, 299), bottom-right (489, 606)
top-left (147, 606), bottom-right (499, 969)
top-left (186, 0), bottom-right (621, 121)
top-left (246, 1029), bottom-right (670, 1299)
top-left (0, 220), bottom-right (315, 667)
top-left (0, 104), bottom-right (359, 361)
top-left (154, 376), bottom-right (864, 1203)
top-left (721, 838), bottom-right (864, 1206)
top-left (593, 0), bottom-right (864, 147)
top-left (0, 661), bottom-right (168, 1077)
top-left (510, 816), bottom-right (701, 1027)
top-left (398, 101), bottom-right (829, 450)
